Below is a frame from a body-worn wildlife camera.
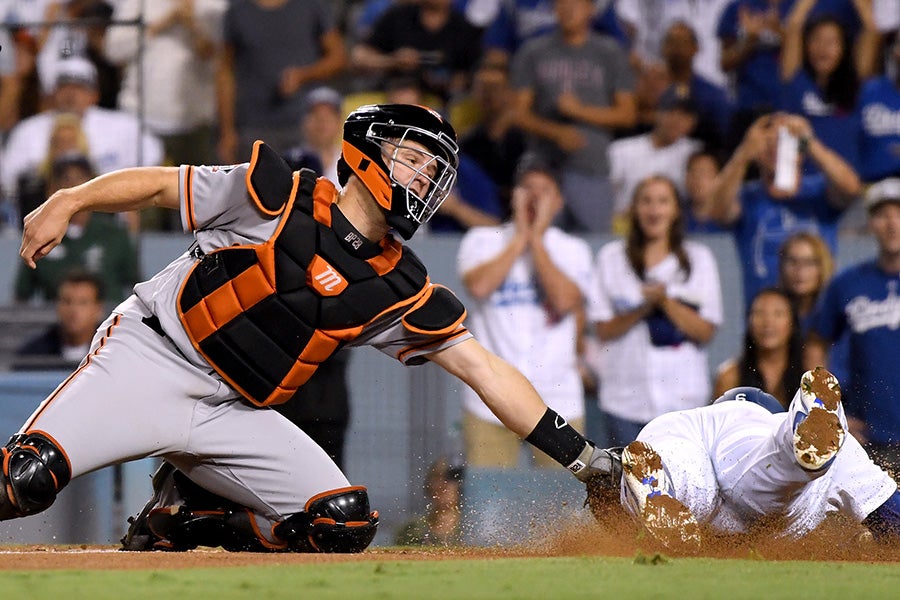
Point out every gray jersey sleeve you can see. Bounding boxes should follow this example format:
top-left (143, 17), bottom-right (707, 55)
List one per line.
top-left (179, 163), bottom-right (280, 249)
top-left (360, 321), bottom-right (472, 365)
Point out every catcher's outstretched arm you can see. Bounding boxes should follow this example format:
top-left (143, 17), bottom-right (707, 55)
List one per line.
top-left (429, 338), bottom-right (545, 437)
top-left (431, 338), bottom-right (621, 483)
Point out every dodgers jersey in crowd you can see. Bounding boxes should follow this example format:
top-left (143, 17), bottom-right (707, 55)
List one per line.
top-left (588, 239), bottom-right (723, 424)
top-left (732, 175), bottom-right (844, 308)
top-left (810, 260), bottom-right (900, 444)
top-left (456, 223), bottom-right (592, 424)
top-left (858, 76), bottom-right (900, 183)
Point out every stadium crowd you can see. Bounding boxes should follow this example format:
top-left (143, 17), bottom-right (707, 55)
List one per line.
top-left (1, 0), bottom-right (900, 530)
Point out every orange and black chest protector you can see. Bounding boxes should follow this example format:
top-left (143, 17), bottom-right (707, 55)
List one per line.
top-left (177, 142), bottom-right (430, 407)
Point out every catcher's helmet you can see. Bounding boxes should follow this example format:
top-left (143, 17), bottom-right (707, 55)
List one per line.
top-left (337, 104), bottom-right (459, 239)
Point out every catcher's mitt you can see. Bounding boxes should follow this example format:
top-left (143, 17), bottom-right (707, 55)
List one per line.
top-left (582, 446), bottom-right (623, 522)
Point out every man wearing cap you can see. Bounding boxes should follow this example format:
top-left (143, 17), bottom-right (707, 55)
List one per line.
top-left (607, 86), bottom-right (702, 231)
top-left (807, 178), bottom-right (900, 476)
top-left (1, 56), bottom-right (163, 213)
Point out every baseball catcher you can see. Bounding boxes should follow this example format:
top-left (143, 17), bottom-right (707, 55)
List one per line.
top-left (7, 103), bottom-right (619, 552)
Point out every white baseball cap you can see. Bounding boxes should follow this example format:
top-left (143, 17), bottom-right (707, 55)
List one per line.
top-left (55, 57), bottom-right (98, 89)
top-left (864, 178), bottom-right (900, 213)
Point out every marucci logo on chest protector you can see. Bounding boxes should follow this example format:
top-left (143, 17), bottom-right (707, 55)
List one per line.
top-left (308, 255), bottom-right (348, 296)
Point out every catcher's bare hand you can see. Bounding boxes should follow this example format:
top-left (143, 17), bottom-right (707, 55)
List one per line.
top-left (20, 192), bottom-right (74, 269)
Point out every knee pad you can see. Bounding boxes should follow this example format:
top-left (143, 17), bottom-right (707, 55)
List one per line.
top-left (275, 486), bottom-right (379, 553)
top-left (2, 433), bottom-right (71, 516)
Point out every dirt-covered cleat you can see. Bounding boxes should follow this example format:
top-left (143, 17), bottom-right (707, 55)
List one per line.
top-left (621, 441), bottom-right (701, 552)
top-left (791, 367), bottom-right (846, 471)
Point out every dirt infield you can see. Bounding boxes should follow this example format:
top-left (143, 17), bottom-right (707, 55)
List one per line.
top-left (3, 511), bottom-right (900, 570)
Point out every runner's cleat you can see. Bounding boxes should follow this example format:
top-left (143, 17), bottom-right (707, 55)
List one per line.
top-left (791, 367), bottom-right (846, 471)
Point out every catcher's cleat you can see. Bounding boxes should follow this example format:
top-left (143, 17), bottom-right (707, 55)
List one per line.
top-left (621, 441), bottom-right (701, 552)
top-left (120, 461), bottom-right (176, 551)
top-left (791, 367), bottom-right (846, 472)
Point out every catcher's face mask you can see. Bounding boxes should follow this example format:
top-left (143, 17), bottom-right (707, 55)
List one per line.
top-left (337, 104), bottom-right (459, 239)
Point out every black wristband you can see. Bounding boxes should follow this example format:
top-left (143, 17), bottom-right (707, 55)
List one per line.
top-left (524, 408), bottom-right (588, 467)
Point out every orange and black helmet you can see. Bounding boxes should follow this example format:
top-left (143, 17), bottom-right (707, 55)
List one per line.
top-left (337, 104), bottom-right (459, 239)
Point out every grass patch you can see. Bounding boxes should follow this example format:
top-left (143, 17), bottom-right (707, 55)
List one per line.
top-left (1, 555), bottom-right (899, 599)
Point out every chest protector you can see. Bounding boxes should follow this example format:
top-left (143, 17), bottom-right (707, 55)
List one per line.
top-left (177, 142), bottom-right (434, 407)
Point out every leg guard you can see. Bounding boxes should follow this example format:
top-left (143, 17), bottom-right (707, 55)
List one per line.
top-left (121, 464), bottom-right (278, 552)
top-left (0, 433), bottom-right (71, 519)
top-left (275, 486), bottom-right (379, 553)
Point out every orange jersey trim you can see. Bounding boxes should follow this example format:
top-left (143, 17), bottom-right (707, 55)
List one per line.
top-left (183, 166), bottom-right (196, 231)
top-left (23, 315), bottom-right (122, 432)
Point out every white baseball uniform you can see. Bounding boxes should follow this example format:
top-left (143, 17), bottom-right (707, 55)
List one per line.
top-left (456, 223), bottom-right (592, 424)
top-left (631, 399), bottom-right (897, 537)
top-left (16, 162), bottom-right (471, 543)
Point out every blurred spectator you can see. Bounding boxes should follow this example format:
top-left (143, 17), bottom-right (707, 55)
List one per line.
top-left (350, 0), bottom-right (483, 44)
top-left (480, 0), bottom-right (628, 68)
top-left (383, 73), bottom-right (428, 105)
top-left (430, 156), bottom-right (504, 233)
top-left (807, 178), bottom-right (900, 476)
top-left (873, 0), bottom-right (899, 57)
top-left (14, 152), bottom-right (138, 303)
top-left (393, 458), bottom-right (463, 546)
top-left (717, 0), bottom-right (792, 150)
top-left (777, 229), bottom-right (849, 387)
top-left (713, 287), bottom-right (804, 408)
top-left (510, 0), bottom-right (636, 233)
top-left (588, 175), bottom-right (722, 445)
top-left (456, 157), bottom-right (590, 467)
top-left (857, 35), bottom-right (900, 182)
top-left (105, 1), bottom-right (226, 169)
top-left (777, 230), bottom-right (835, 330)
top-left (622, 58), bottom-right (669, 137)
top-left (710, 112), bottom-right (861, 309)
top-left (274, 350), bottom-right (352, 469)
top-left (779, 0), bottom-right (880, 172)
top-left (2, 56), bottom-right (163, 219)
top-left (216, 0), bottom-right (346, 163)
top-left (350, 0), bottom-right (482, 105)
top-left (13, 269), bottom-right (105, 370)
top-left (286, 85), bottom-right (344, 183)
top-left (35, 0), bottom-right (119, 108)
top-left (0, 0), bottom-right (43, 126)
top-left (718, 0), bottom-right (864, 150)
top-left (458, 60), bottom-right (526, 213)
top-left (683, 150), bottom-right (727, 234)
top-left (0, 6), bottom-right (25, 134)
top-left (616, 0), bottom-right (730, 88)
top-left (15, 111), bottom-right (89, 218)
top-left (660, 21), bottom-right (734, 155)
top-left (608, 87), bottom-right (702, 231)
